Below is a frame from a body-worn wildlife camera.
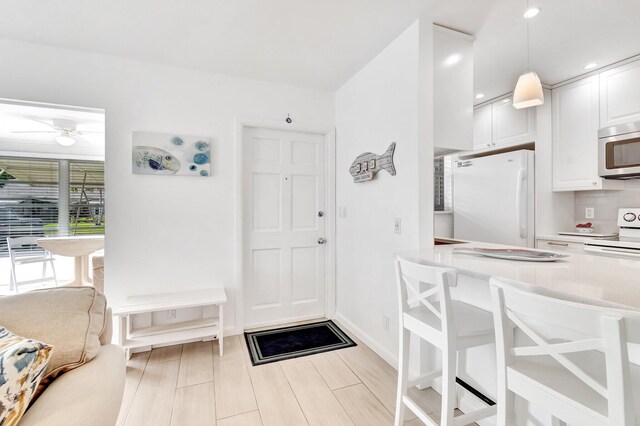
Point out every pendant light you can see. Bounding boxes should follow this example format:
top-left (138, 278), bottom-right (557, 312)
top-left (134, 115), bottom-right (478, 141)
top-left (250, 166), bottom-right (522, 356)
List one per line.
top-left (513, 0), bottom-right (544, 109)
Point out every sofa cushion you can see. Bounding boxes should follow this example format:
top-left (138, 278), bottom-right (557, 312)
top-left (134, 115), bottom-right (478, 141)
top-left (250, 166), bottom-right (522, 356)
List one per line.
top-left (92, 254), bottom-right (104, 294)
top-left (0, 287), bottom-right (106, 392)
top-left (0, 327), bottom-right (52, 426)
top-left (18, 344), bottom-right (125, 426)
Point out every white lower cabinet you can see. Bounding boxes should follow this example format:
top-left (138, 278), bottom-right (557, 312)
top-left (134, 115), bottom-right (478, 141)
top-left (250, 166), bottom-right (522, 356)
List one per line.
top-left (552, 75), bottom-right (624, 191)
top-left (536, 239), bottom-right (584, 255)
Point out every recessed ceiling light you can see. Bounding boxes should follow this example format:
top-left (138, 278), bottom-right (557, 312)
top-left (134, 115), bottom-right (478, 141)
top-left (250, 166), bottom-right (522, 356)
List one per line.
top-left (444, 53), bottom-right (461, 67)
top-left (475, 93), bottom-right (485, 99)
top-left (523, 7), bottom-right (540, 18)
top-left (584, 63), bottom-right (598, 70)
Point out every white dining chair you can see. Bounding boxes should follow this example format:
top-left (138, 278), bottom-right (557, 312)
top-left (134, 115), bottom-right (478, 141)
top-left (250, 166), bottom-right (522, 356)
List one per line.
top-left (7, 236), bottom-right (58, 293)
top-left (394, 257), bottom-right (497, 426)
top-left (490, 277), bottom-right (640, 426)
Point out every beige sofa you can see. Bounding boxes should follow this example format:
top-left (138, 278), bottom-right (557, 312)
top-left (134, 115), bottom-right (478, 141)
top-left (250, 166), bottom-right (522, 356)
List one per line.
top-left (20, 344), bottom-right (125, 426)
top-left (0, 286), bottom-right (125, 426)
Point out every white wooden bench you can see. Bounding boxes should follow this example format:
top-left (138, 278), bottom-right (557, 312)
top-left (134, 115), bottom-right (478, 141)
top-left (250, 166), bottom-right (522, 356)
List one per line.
top-left (113, 288), bottom-right (227, 358)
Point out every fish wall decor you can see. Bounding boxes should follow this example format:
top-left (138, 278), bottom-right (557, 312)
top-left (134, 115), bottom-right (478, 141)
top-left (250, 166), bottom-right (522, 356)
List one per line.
top-left (133, 146), bottom-right (181, 175)
top-left (349, 142), bottom-right (396, 183)
top-left (132, 131), bottom-right (211, 177)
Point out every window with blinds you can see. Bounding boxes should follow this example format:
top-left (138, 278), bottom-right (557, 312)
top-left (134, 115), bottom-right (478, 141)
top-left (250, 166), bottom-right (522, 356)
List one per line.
top-left (434, 156), bottom-right (453, 212)
top-left (0, 157), bottom-right (105, 255)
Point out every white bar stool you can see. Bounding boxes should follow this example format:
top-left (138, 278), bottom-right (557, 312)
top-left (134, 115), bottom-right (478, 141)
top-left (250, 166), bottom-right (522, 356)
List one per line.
top-left (490, 277), bottom-right (640, 425)
top-left (394, 257), bottom-right (496, 426)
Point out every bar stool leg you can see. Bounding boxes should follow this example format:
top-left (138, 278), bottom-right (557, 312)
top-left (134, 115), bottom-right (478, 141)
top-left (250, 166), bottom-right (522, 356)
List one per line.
top-left (496, 385), bottom-right (515, 425)
top-left (441, 347), bottom-right (457, 425)
top-left (395, 328), bottom-right (410, 426)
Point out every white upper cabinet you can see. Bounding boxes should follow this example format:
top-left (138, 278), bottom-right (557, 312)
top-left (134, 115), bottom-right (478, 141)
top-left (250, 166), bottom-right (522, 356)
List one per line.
top-left (472, 104), bottom-right (492, 150)
top-left (471, 98), bottom-right (535, 151)
top-left (552, 75), bottom-right (624, 191)
top-left (492, 100), bottom-right (535, 148)
top-left (600, 60), bottom-right (640, 127)
top-left (434, 25), bottom-right (474, 154)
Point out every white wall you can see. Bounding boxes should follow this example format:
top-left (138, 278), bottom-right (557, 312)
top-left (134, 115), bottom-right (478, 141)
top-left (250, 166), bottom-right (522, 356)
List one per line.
top-left (574, 182), bottom-right (640, 234)
top-left (334, 20), bottom-right (434, 363)
top-left (0, 37), bottom-right (334, 331)
top-left (434, 213), bottom-right (453, 238)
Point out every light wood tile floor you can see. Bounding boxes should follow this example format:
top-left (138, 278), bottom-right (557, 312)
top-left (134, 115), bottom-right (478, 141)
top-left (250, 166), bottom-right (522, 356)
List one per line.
top-left (117, 320), bottom-right (475, 426)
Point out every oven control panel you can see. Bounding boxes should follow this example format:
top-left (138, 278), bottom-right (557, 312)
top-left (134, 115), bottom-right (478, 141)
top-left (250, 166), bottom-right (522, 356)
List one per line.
top-left (617, 208), bottom-right (640, 228)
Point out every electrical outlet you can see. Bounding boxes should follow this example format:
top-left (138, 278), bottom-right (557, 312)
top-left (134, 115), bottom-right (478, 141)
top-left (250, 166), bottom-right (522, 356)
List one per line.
top-left (167, 309), bottom-right (176, 319)
top-left (394, 218), bottom-right (402, 234)
top-left (585, 207), bottom-right (595, 219)
top-left (382, 315), bottom-right (390, 331)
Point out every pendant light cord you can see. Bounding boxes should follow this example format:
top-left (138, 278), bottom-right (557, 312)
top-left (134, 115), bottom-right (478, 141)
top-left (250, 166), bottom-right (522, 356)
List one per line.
top-left (526, 0), bottom-right (531, 71)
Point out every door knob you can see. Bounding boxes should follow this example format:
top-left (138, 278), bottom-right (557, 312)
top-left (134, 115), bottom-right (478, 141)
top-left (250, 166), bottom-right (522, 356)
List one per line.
top-left (317, 238), bottom-right (326, 245)
top-left (318, 211), bottom-right (324, 217)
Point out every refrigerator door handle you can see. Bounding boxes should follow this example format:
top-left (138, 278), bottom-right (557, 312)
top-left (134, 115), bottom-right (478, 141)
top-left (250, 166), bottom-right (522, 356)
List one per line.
top-left (516, 168), bottom-right (527, 238)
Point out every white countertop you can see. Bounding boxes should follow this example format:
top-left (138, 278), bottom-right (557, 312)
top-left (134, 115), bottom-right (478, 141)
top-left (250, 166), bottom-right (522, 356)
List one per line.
top-left (399, 241), bottom-right (640, 309)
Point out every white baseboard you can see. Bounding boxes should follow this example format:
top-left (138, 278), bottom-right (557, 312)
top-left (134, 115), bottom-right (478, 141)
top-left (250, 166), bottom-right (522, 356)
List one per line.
top-left (243, 313), bottom-right (325, 331)
top-left (333, 312), bottom-right (399, 369)
top-left (224, 326), bottom-right (244, 336)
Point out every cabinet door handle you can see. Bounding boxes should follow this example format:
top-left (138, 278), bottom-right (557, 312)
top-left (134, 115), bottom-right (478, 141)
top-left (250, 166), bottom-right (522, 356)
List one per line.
top-left (547, 242), bottom-right (569, 247)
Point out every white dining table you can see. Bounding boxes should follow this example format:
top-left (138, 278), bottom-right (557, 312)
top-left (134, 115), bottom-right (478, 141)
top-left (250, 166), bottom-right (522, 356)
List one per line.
top-left (36, 235), bottom-right (105, 286)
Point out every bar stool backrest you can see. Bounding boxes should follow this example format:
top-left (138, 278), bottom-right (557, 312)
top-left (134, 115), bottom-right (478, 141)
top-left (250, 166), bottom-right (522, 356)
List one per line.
top-left (395, 258), bottom-right (458, 345)
top-left (490, 277), bottom-right (640, 425)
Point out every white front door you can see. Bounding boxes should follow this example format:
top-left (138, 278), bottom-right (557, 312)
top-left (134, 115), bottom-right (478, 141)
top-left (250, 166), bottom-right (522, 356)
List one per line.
top-left (243, 127), bottom-right (326, 327)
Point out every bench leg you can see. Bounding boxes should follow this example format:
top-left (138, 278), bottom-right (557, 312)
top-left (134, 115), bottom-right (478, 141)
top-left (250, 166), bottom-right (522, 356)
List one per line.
top-left (219, 305), bottom-right (224, 357)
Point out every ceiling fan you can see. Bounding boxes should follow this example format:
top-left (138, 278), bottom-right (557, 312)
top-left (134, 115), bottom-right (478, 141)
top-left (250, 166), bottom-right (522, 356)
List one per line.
top-left (11, 119), bottom-right (104, 146)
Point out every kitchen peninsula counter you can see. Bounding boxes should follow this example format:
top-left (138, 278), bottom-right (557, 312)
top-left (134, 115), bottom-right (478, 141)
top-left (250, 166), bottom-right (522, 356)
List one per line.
top-left (399, 241), bottom-right (640, 309)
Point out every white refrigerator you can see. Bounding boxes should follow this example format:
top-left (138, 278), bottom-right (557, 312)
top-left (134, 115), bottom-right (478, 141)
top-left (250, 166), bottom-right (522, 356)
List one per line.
top-left (453, 150), bottom-right (535, 247)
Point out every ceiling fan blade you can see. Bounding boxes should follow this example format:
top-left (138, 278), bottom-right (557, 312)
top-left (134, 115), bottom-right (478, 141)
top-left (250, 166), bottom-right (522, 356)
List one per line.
top-left (75, 131), bottom-right (104, 135)
top-left (26, 119), bottom-right (59, 130)
top-left (11, 131), bottom-right (58, 133)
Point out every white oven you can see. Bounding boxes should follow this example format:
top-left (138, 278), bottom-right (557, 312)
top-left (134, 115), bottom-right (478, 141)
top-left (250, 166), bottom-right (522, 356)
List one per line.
top-left (584, 208), bottom-right (640, 257)
top-left (599, 121), bottom-right (640, 179)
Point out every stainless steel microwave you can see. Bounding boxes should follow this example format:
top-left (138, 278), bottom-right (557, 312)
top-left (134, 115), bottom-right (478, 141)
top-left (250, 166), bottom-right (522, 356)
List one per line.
top-left (599, 121), bottom-right (640, 179)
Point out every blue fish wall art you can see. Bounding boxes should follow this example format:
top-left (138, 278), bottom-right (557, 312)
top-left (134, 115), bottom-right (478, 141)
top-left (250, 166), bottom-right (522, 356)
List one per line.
top-left (132, 131), bottom-right (212, 177)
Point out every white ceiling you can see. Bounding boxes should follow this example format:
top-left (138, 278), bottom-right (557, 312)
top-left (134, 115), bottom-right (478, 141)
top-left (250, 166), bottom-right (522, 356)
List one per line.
top-left (446, 0), bottom-right (640, 103)
top-left (0, 0), bottom-right (638, 98)
top-left (0, 102), bottom-right (104, 147)
top-left (0, 101), bottom-right (105, 159)
top-left (0, 0), bottom-right (429, 91)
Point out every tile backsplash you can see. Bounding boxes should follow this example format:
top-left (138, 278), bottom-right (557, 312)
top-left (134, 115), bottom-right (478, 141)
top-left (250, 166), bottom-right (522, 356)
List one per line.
top-left (574, 180), bottom-right (640, 233)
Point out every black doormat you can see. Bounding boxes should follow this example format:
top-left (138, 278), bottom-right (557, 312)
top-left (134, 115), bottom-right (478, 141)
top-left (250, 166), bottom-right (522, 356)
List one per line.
top-left (244, 320), bottom-right (357, 366)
